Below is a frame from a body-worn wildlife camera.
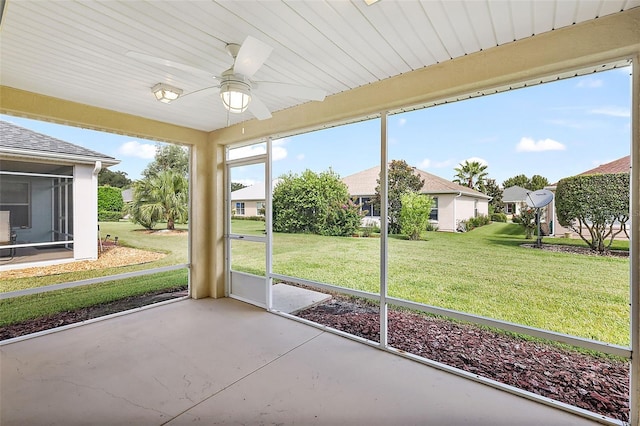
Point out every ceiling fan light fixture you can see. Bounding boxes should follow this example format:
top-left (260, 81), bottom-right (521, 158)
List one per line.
top-left (220, 80), bottom-right (251, 113)
top-left (151, 83), bottom-right (183, 103)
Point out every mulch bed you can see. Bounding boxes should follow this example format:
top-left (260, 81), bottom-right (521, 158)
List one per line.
top-left (297, 296), bottom-right (629, 422)
top-left (0, 287), bottom-right (187, 341)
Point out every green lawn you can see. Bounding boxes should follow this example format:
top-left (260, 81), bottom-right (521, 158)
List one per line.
top-left (1, 219), bottom-right (631, 347)
top-left (0, 221), bottom-right (189, 329)
top-left (1, 221), bottom-right (188, 292)
top-left (231, 221), bottom-right (630, 346)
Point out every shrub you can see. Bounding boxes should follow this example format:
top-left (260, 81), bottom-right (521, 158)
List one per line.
top-left (98, 210), bottom-right (123, 221)
top-left (491, 212), bottom-right (508, 222)
top-left (272, 169), bottom-right (362, 236)
top-left (399, 193), bottom-right (433, 240)
top-left (98, 186), bottom-right (124, 213)
top-left (232, 215), bottom-right (266, 222)
top-left (513, 206), bottom-right (537, 239)
top-left (556, 173), bottom-right (630, 252)
top-left (465, 214), bottom-right (491, 231)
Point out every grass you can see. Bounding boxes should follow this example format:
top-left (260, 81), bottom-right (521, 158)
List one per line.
top-left (0, 221), bottom-right (189, 292)
top-left (0, 269), bottom-right (187, 327)
top-left (1, 219), bottom-right (631, 347)
top-left (231, 220), bottom-right (630, 346)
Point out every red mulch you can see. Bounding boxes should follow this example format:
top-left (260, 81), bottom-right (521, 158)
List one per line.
top-left (0, 287), bottom-right (187, 341)
top-left (297, 296), bottom-right (629, 422)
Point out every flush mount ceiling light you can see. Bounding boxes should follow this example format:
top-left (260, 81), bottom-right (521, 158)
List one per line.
top-left (364, 0), bottom-right (381, 5)
top-left (151, 83), bottom-right (183, 103)
top-left (219, 70), bottom-right (251, 113)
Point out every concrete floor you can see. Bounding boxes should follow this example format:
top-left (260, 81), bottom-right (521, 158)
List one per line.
top-left (1, 298), bottom-right (602, 426)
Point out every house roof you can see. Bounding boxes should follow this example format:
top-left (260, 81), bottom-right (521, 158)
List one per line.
top-left (502, 185), bottom-right (530, 203)
top-left (342, 165), bottom-right (491, 199)
top-left (231, 184), bottom-right (267, 201)
top-left (579, 155), bottom-right (631, 175)
top-left (0, 120), bottom-right (119, 166)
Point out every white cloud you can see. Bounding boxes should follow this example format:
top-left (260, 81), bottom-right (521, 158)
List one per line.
top-left (516, 137), bottom-right (566, 152)
top-left (589, 106), bottom-right (630, 118)
top-left (296, 153), bottom-right (305, 161)
top-left (434, 160), bottom-right (454, 168)
top-left (418, 158), bottom-right (431, 169)
top-left (272, 146), bottom-right (287, 161)
top-left (117, 141), bottom-right (156, 159)
top-left (462, 157), bottom-right (488, 166)
top-left (227, 140), bottom-right (287, 161)
top-left (576, 78), bottom-right (603, 88)
top-left (398, 118), bottom-right (407, 127)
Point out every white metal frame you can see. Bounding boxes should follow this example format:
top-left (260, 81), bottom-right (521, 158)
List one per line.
top-left (224, 142), bottom-right (270, 306)
top-left (225, 59), bottom-right (637, 426)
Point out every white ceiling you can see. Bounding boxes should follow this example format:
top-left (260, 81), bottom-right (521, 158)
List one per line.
top-left (1, 0), bottom-right (638, 132)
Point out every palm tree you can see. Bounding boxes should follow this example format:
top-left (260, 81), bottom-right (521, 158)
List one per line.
top-left (453, 160), bottom-right (488, 191)
top-left (128, 169), bottom-right (188, 230)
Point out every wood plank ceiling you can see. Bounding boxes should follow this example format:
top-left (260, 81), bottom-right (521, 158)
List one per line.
top-left (0, 0), bottom-right (638, 132)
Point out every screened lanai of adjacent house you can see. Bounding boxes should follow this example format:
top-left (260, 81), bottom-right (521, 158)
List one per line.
top-left (0, 1), bottom-right (639, 425)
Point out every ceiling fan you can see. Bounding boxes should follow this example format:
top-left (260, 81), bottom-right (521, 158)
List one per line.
top-left (127, 36), bottom-right (327, 120)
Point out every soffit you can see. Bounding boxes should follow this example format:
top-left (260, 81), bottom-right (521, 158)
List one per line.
top-left (0, 0), bottom-right (638, 133)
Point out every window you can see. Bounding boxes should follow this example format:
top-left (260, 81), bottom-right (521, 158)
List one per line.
top-left (360, 197), bottom-right (380, 217)
top-left (235, 202), bottom-right (245, 216)
top-left (256, 202), bottom-right (265, 216)
top-left (0, 181), bottom-right (30, 228)
top-left (429, 197), bottom-right (438, 221)
top-left (506, 203), bottom-right (514, 214)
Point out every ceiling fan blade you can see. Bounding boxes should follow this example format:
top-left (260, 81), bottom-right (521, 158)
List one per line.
top-left (248, 94), bottom-right (272, 120)
top-left (126, 51), bottom-right (215, 79)
top-left (233, 36), bottom-right (273, 78)
top-left (254, 81), bottom-right (326, 101)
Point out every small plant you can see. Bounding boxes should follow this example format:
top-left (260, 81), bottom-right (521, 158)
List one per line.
top-left (513, 205), bottom-right (537, 239)
top-left (491, 212), bottom-right (508, 223)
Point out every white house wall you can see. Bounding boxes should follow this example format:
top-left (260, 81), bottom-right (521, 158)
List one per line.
top-left (73, 163), bottom-right (98, 261)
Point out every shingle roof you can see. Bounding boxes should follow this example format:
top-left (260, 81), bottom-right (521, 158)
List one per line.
top-left (0, 120), bottom-right (119, 165)
top-left (342, 164), bottom-right (491, 199)
top-left (579, 155), bottom-right (630, 175)
top-left (502, 185), bottom-right (530, 203)
top-left (231, 183), bottom-right (266, 201)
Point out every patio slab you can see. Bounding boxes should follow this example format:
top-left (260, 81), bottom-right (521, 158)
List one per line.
top-left (1, 298), bottom-right (603, 426)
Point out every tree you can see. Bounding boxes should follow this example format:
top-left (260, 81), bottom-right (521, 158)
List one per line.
top-left (503, 174), bottom-right (549, 191)
top-left (453, 160), bottom-right (488, 191)
top-left (529, 174), bottom-right (550, 191)
top-left (374, 160), bottom-right (424, 234)
top-left (480, 178), bottom-right (503, 213)
top-left (502, 174), bottom-right (529, 189)
top-left (272, 169), bottom-right (362, 236)
top-left (231, 182), bottom-right (247, 192)
top-left (555, 173), bottom-right (630, 252)
top-left (142, 144), bottom-right (189, 178)
top-left (512, 204), bottom-right (537, 239)
top-left (399, 192), bottom-right (433, 240)
top-left (98, 168), bottom-right (132, 188)
top-left (127, 169), bottom-right (189, 230)
top-left (97, 186), bottom-right (124, 221)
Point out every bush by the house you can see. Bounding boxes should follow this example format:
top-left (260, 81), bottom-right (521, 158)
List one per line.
top-left (232, 215), bottom-right (266, 222)
top-left (98, 210), bottom-right (123, 222)
top-left (555, 173), bottom-right (630, 252)
top-left (465, 214), bottom-right (491, 231)
top-left (97, 186), bottom-right (124, 221)
top-left (491, 212), bottom-right (508, 222)
top-left (513, 206), bottom-right (537, 239)
top-left (399, 192), bottom-right (433, 240)
top-left (272, 169), bottom-right (362, 236)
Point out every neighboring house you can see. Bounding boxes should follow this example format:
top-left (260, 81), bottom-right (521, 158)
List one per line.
top-left (546, 155), bottom-right (631, 237)
top-left (342, 165), bottom-right (491, 232)
top-left (231, 184), bottom-right (266, 217)
top-left (0, 120), bottom-right (119, 269)
top-left (502, 185), bottom-right (530, 218)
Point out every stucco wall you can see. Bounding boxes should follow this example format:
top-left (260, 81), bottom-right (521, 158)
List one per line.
top-left (73, 163), bottom-right (99, 261)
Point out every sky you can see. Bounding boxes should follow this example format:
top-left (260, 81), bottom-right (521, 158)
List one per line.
top-left (1, 66), bottom-right (632, 188)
